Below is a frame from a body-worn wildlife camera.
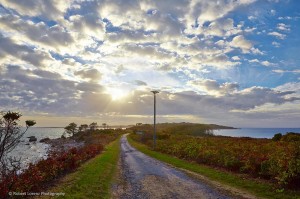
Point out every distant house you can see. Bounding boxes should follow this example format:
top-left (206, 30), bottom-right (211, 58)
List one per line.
top-left (136, 123), bottom-right (142, 126)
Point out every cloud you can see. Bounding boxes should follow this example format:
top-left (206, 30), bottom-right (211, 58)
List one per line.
top-left (1, 65), bottom-right (299, 127)
top-left (230, 35), bottom-right (253, 53)
top-left (249, 59), bottom-right (259, 63)
top-left (277, 23), bottom-right (290, 32)
top-left (272, 41), bottom-right (280, 48)
top-left (121, 43), bottom-right (174, 60)
top-left (0, 65), bottom-right (107, 115)
top-left (270, 9), bottom-right (276, 16)
top-left (0, 0), bottom-right (72, 21)
top-left (261, 60), bottom-right (276, 67)
top-left (0, 0), bottom-right (299, 127)
top-left (74, 68), bottom-right (102, 82)
top-left (232, 56), bottom-right (240, 61)
top-left (135, 80), bottom-right (147, 86)
top-left (273, 69), bottom-right (300, 74)
top-left (197, 18), bottom-right (243, 37)
top-left (248, 16), bottom-right (257, 21)
top-left (268, 31), bottom-right (286, 39)
top-left (67, 14), bottom-right (105, 38)
top-left (278, 16), bottom-right (293, 20)
top-left (191, 53), bottom-right (241, 69)
top-left (0, 33), bottom-right (53, 67)
top-left (0, 14), bottom-right (76, 53)
top-left (188, 79), bottom-right (239, 96)
top-left (187, 0), bottom-right (256, 26)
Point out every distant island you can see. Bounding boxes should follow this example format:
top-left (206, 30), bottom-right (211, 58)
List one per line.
top-left (130, 122), bottom-right (236, 136)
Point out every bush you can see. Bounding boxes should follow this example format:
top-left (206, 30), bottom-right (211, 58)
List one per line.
top-left (0, 144), bottom-right (104, 198)
top-left (272, 133), bottom-right (282, 141)
top-left (130, 133), bottom-right (300, 189)
top-left (281, 132), bottom-right (300, 142)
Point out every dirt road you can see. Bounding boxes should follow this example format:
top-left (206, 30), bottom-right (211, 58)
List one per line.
top-left (112, 135), bottom-right (231, 199)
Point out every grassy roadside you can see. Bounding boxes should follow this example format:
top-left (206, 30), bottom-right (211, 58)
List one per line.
top-left (128, 136), bottom-right (299, 199)
top-left (45, 137), bottom-right (120, 199)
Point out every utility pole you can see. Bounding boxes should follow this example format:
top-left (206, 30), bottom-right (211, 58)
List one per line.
top-left (151, 90), bottom-right (159, 149)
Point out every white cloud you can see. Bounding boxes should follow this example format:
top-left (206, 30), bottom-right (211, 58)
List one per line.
top-left (187, 0), bottom-right (256, 26)
top-left (191, 53), bottom-right (241, 69)
top-left (270, 9), bottom-right (276, 16)
top-left (232, 56), bottom-right (240, 61)
top-left (251, 47), bottom-right (264, 55)
top-left (278, 16), bottom-right (292, 20)
top-left (268, 31), bottom-right (286, 40)
top-left (249, 59), bottom-right (259, 63)
top-left (197, 18), bottom-right (243, 37)
top-left (277, 23), bottom-right (290, 32)
top-left (273, 69), bottom-right (300, 74)
top-left (230, 35), bottom-right (253, 53)
top-left (272, 41), bottom-right (280, 48)
top-left (248, 16), bottom-right (257, 20)
top-left (261, 60), bottom-right (276, 67)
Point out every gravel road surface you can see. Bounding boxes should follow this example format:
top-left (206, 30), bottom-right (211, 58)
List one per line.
top-left (112, 134), bottom-right (231, 199)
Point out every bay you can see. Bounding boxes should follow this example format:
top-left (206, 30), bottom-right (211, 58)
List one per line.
top-left (7, 127), bottom-right (65, 169)
top-left (213, 128), bottom-right (300, 138)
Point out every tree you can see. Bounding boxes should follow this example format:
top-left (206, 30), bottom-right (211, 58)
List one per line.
top-left (0, 111), bottom-right (36, 168)
top-left (78, 124), bottom-right (88, 132)
top-left (64, 122), bottom-right (78, 137)
top-left (89, 122), bottom-right (97, 131)
top-left (102, 123), bottom-right (107, 129)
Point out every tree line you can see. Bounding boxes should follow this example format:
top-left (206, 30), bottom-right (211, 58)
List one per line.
top-left (64, 122), bottom-right (109, 137)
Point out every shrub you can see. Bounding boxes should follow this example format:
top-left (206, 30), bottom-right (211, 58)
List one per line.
top-left (272, 133), bottom-right (282, 141)
top-left (0, 143), bottom-right (104, 198)
top-left (130, 133), bottom-right (300, 189)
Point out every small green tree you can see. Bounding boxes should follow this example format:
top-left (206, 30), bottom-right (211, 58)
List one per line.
top-left (89, 122), bottom-right (97, 131)
top-left (64, 122), bottom-right (78, 137)
top-left (78, 124), bottom-right (88, 132)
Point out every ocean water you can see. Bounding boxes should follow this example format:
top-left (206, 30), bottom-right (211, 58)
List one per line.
top-left (7, 127), bottom-right (65, 169)
top-left (213, 128), bottom-right (300, 138)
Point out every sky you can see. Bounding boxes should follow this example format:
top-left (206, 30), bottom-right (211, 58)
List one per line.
top-left (0, 0), bottom-right (300, 128)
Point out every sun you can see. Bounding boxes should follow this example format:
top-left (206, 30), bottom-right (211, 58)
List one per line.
top-left (110, 88), bottom-right (127, 101)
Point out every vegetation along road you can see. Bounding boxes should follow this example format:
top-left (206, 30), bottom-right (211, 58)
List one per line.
top-left (112, 134), bottom-right (231, 199)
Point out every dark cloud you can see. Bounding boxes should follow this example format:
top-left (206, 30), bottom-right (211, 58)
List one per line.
top-left (76, 82), bottom-right (104, 92)
top-left (103, 88), bottom-right (300, 118)
top-left (1, 65), bottom-right (299, 124)
top-left (74, 68), bottom-right (102, 82)
top-left (68, 13), bottom-right (105, 37)
top-left (189, 79), bottom-right (239, 95)
top-left (0, 0), bottom-right (70, 20)
top-left (0, 65), bottom-right (109, 116)
top-left (0, 14), bottom-right (75, 50)
top-left (33, 69), bottom-right (62, 79)
top-left (135, 80), bottom-right (147, 86)
top-left (0, 33), bottom-right (52, 67)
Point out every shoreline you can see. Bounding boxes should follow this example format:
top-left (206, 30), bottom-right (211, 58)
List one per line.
top-left (45, 137), bottom-right (85, 154)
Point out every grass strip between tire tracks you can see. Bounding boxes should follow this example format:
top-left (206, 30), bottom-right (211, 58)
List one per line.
top-left (45, 137), bottom-right (120, 199)
top-left (128, 136), bottom-right (300, 199)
